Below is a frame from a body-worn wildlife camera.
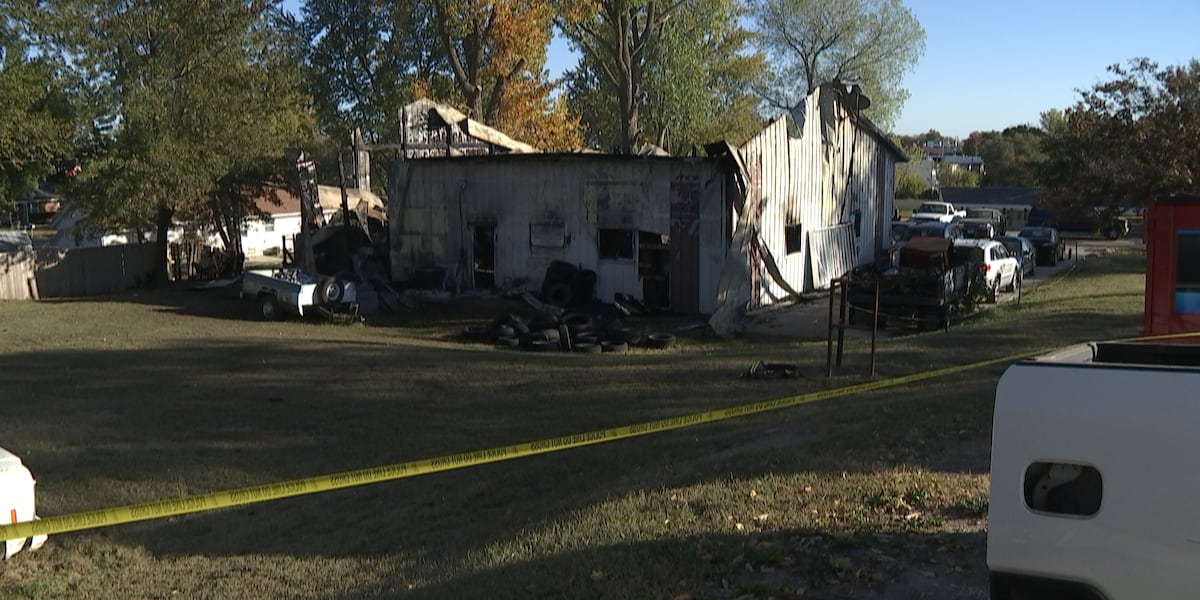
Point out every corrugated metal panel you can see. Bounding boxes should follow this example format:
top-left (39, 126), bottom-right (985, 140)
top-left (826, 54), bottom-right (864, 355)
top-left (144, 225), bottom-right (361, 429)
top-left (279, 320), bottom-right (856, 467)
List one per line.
top-left (807, 224), bottom-right (857, 288)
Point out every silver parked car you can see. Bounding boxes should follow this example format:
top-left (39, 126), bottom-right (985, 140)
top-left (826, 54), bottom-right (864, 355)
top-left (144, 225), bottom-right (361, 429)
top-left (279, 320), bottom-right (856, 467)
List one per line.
top-left (995, 235), bottom-right (1036, 276)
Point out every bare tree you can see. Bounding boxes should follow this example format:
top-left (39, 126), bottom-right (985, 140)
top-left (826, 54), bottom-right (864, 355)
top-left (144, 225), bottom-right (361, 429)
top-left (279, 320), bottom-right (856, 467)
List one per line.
top-left (752, 0), bottom-right (925, 128)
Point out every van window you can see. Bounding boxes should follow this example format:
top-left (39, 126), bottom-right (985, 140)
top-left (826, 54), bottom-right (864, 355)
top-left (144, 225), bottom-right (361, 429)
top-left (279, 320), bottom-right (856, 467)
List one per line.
top-left (1176, 230), bottom-right (1200, 313)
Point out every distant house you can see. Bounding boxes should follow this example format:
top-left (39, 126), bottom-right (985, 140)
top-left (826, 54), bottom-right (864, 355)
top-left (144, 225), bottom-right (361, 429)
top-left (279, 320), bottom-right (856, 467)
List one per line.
top-left (243, 185), bottom-right (385, 257)
top-left (387, 83), bottom-right (907, 328)
top-left (50, 184), bottom-right (384, 259)
top-left (937, 154), bottom-right (985, 174)
top-left (12, 189), bottom-right (62, 229)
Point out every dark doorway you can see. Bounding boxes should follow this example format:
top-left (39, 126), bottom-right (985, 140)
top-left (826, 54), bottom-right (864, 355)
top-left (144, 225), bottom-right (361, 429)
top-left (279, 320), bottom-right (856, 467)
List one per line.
top-left (638, 231), bottom-right (670, 309)
top-left (473, 225), bottom-right (496, 288)
top-left (670, 178), bottom-right (701, 312)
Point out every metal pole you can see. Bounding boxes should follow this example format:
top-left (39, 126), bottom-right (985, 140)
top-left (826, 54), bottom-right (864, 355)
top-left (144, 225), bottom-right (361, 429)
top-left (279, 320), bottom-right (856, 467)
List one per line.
top-left (826, 280), bottom-right (836, 378)
top-left (836, 280), bottom-right (847, 367)
top-left (870, 279), bottom-right (880, 377)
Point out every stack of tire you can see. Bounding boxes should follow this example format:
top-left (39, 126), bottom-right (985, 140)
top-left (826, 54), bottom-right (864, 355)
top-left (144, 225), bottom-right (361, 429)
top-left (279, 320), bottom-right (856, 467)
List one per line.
top-left (540, 261), bottom-right (597, 308)
top-left (459, 311), bottom-right (677, 354)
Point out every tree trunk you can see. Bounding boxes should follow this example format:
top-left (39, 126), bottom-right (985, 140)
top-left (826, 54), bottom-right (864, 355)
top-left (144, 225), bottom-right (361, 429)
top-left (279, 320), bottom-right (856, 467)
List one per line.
top-left (154, 204), bottom-right (174, 284)
top-left (616, 9), bottom-right (637, 153)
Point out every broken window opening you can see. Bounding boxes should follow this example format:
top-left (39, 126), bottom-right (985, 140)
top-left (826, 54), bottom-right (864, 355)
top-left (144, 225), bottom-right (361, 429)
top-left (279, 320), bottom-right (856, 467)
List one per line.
top-left (598, 228), bottom-right (635, 260)
top-left (530, 223), bottom-right (566, 249)
top-left (785, 223), bottom-right (803, 255)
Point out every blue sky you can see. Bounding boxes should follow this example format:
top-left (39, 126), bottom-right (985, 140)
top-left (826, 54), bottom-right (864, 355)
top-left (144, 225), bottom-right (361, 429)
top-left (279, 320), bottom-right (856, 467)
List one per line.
top-left (289, 1), bottom-right (1198, 140)
top-left (545, 1), bottom-right (1200, 138)
top-left (888, 0), bottom-right (1200, 138)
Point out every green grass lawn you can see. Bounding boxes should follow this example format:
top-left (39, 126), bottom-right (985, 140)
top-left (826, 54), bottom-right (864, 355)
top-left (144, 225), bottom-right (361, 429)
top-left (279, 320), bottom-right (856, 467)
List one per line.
top-left (0, 249), bottom-right (1145, 599)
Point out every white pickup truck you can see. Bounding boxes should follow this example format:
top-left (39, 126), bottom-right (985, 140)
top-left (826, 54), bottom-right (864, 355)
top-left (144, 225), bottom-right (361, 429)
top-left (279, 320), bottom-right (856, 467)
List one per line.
top-left (910, 201), bottom-right (966, 223)
top-left (989, 340), bottom-right (1200, 599)
top-left (242, 269), bottom-right (358, 320)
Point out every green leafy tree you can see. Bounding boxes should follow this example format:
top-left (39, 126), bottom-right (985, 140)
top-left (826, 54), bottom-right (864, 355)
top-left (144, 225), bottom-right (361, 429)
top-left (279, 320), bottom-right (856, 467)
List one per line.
top-left (978, 126), bottom-right (1046, 187)
top-left (1041, 58), bottom-right (1200, 214)
top-left (0, 13), bottom-right (74, 215)
top-left (639, 0), bottom-right (764, 151)
top-left (962, 131), bottom-right (984, 156)
top-left (893, 140), bottom-right (932, 199)
top-left (300, 0), bottom-right (442, 144)
top-left (50, 0), bottom-right (312, 279)
top-left (432, 0), bottom-right (582, 150)
top-left (936, 162), bottom-right (979, 187)
top-left (557, 0), bottom-right (685, 153)
top-left (562, 0), bottom-right (762, 153)
top-left (751, 0), bottom-right (925, 129)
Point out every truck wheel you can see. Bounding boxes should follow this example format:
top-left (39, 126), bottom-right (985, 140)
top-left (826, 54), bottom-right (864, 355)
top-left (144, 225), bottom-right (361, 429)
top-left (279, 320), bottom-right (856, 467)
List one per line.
top-left (259, 295), bottom-right (280, 320)
top-left (318, 278), bottom-right (345, 304)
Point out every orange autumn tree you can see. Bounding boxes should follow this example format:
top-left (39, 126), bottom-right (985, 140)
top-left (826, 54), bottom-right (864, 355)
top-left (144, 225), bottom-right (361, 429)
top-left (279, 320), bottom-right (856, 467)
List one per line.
top-left (432, 0), bottom-right (581, 150)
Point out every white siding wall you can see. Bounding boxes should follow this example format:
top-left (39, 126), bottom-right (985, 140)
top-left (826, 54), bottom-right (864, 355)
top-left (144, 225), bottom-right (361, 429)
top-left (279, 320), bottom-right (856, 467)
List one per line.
top-left (738, 85), bottom-right (900, 306)
top-left (389, 156), bottom-right (726, 312)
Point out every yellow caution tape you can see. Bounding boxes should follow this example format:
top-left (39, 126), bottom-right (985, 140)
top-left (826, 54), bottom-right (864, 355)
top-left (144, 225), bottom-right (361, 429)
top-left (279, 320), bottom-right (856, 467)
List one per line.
top-left (0, 347), bottom-right (1036, 542)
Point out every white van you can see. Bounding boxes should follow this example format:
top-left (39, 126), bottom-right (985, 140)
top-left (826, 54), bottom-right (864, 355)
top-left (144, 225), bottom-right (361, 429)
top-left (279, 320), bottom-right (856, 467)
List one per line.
top-left (0, 447), bottom-right (47, 559)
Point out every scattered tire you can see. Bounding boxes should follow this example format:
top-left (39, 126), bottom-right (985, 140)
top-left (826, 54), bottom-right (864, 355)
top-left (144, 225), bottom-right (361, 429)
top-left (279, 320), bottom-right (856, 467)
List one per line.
top-left (495, 325), bottom-right (516, 339)
top-left (258, 295), bottom-right (280, 321)
top-left (538, 328), bottom-right (561, 343)
top-left (317, 277), bottom-right (346, 304)
top-left (573, 342), bottom-right (602, 354)
top-left (494, 336), bottom-right (519, 348)
top-left (509, 317), bottom-right (530, 335)
top-left (561, 312), bottom-right (594, 333)
top-left (601, 340), bottom-right (629, 353)
top-left (544, 283), bottom-right (573, 307)
top-left (461, 324), bottom-right (492, 340)
top-left (645, 333), bottom-right (676, 349)
top-left (529, 311), bottom-right (559, 331)
top-left (575, 334), bottom-right (599, 345)
top-left (528, 339), bottom-right (557, 352)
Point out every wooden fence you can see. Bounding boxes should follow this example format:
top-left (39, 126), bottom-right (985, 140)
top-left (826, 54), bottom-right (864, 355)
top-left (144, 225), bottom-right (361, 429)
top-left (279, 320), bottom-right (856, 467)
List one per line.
top-left (0, 243), bottom-right (159, 300)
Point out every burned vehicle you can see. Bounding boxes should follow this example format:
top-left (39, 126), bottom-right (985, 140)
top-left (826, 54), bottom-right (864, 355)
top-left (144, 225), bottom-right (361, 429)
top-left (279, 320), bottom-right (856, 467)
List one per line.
top-left (844, 237), bottom-right (973, 330)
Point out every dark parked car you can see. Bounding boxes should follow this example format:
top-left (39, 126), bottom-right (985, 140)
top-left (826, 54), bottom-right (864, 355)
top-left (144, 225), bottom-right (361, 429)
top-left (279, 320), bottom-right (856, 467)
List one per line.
top-left (961, 219), bottom-right (996, 239)
top-left (964, 207), bottom-right (1007, 235)
top-left (905, 221), bottom-right (965, 241)
top-left (995, 235), bottom-right (1036, 276)
top-left (1018, 227), bottom-right (1066, 266)
top-left (1026, 207), bottom-right (1129, 239)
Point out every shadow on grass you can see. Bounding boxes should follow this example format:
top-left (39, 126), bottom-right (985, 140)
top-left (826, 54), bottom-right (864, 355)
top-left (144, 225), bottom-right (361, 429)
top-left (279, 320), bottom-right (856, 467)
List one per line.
top-left (331, 528), bottom-right (989, 600)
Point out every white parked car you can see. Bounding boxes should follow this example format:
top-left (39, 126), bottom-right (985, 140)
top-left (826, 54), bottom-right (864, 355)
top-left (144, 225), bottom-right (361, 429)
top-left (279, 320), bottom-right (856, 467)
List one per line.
top-left (953, 239), bottom-right (1020, 302)
top-left (909, 201), bottom-right (966, 223)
